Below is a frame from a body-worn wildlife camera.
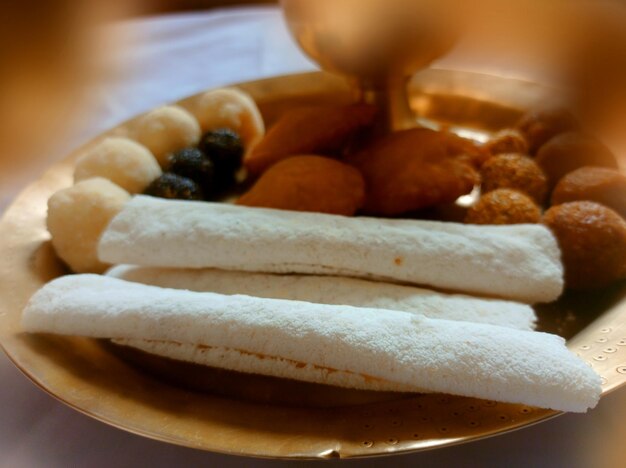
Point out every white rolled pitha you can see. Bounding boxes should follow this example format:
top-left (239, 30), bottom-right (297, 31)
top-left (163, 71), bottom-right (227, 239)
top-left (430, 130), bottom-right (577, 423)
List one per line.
top-left (22, 275), bottom-right (600, 412)
top-left (98, 196), bottom-right (563, 304)
top-left (107, 265), bottom-right (537, 330)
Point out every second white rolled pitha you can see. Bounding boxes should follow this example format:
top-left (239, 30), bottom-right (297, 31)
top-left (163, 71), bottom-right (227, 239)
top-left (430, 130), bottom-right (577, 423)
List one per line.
top-left (107, 265), bottom-right (537, 330)
top-left (22, 274), bottom-right (600, 412)
top-left (98, 196), bottom-right (563, 303)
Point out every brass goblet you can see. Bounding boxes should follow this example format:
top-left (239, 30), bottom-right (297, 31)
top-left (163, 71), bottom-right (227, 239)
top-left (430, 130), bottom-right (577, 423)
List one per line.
top-left (281, 0), bottom-right (462, 132)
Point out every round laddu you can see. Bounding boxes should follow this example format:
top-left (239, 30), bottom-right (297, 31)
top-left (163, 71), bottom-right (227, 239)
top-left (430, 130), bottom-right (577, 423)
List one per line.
top-left (131, 105), bottom-right (201, 168)
top-left (47, 178), bottom-right (130, 273)
top-left (535, 132), bottom-right (618, 190)
top-left (483, 129), bottom-right (529, 157)
top-left (74, 137), bottom-right (162, 194)
top-left (465, 189), bottom-right (541, 225)
top-left (192, 88), bottom-right (265, 149)
top-left (551, 167), bottom-right (626, 219)
top-left (480, 153), bottom-right (548, 204)
top-left (543, 201), bottom-right (626, 290)
top-left (515, 108), bottom-right (579, 155)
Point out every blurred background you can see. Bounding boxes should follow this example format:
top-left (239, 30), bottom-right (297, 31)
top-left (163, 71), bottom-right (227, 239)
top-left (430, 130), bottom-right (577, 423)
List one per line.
top-left (1, 0), bottom-right (625, 210)
top-left (0, 1), bottom-right (276, 210)
top-left (141, 0), bottom-right (275, 12)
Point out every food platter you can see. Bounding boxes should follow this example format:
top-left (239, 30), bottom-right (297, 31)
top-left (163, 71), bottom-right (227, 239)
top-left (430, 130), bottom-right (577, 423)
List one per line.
top-left (1, 70), bottom-right (625, 459)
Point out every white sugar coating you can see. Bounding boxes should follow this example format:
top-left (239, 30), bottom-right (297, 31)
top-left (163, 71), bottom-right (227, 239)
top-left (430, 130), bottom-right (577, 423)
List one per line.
top-left (107, 266), bottom-right (537, 330)
top-left (99, 196), bottom-right (564, 303)
top-left (131, 105), bottom-right (201, 168)
top-left (191, 88), bottom-right (265, 148)
top-left (22, 274), bottom-right (601, 412)
top-left (47, 179), bottom-right (130, 273)
top-left (74, 137), bottom-right (162, 193)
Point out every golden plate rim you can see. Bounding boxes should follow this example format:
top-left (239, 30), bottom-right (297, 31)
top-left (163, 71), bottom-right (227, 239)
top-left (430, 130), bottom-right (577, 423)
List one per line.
top-left (1, 70), bottom-right (625, 460)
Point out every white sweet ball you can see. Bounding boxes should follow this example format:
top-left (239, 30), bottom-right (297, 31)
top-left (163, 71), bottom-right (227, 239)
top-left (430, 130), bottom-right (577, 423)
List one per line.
top-left (132, 105), bottom-right (201, 167)
top-left (192, 88), bottom-right (265, 149)
top-left (74, 137), bottom-right (162, 193)
top-left (47, 178), bottom-right (130, 273)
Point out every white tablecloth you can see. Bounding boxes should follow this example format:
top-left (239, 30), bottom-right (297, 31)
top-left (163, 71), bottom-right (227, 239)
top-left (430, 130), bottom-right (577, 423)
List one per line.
top-left (1, 7), bottom-right (625, 468)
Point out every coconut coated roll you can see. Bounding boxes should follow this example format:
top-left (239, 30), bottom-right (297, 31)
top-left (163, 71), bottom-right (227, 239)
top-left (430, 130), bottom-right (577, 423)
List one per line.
top-left (99, 197), bottom-right (563, 303)
top-left (107, 265), bottom-right (537, 330)
top-left (22, 275), bottom-right (599, 412)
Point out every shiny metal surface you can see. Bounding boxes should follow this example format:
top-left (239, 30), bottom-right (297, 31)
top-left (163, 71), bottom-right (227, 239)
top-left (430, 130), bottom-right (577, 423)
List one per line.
top-left (280, 0), bottom-right (461, 131)
top-left (0, 70), bottom-right (625, 459)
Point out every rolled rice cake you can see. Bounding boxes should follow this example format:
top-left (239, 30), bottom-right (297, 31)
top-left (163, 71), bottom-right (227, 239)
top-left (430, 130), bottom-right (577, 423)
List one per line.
top-left (98, 196), bottom-right (564, 303)
top-left (22, 275), bottom-right (600, 412)
top-left (107, 266), bottom-right (537, 330)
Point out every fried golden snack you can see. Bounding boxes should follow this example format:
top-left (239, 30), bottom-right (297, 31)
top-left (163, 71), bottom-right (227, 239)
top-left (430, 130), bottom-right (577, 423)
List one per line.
top-left (543, 201), bottom-right (626, 290)
top-left (481, 153), bottom-right (548, 204)
top-left (237, 155), bottom-right (365, 216)
top-left (535, 132), bottom-right (618, 190)
top-left (346, 128), bottom-right (479, 216)
top-left (516, 108), bottom-right (579, 155)
top-left (443, 132), bottom-right (490, 168)
top-left (551, 167), bottom-right (626, 219)
top-left (465, 189), bottom-right (541, 225)
top-left (483, 129), bottom-right (529, 157)
top-left (244, 104), bottom-right (377, 176)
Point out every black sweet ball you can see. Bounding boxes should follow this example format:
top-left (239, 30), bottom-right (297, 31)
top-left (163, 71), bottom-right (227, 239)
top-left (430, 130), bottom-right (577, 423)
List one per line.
top-left (144, 173), bottom-right (204, 201)
top-left (169, 148), bottom-right (215, 192)
top-left (199, 129), bottom-right (244, 176)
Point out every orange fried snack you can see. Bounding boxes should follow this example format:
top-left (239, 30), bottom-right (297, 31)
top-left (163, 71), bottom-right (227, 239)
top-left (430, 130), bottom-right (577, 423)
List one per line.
top-left (444, 132), bottom-right (490, 168)
top-left (535, 132), bottom-right (618, 190)
top-left (465, 189), bottom-right (541, 225)
top-left (515, 107), bottom-right (579, 155)
top-left (483, 129), bottom-right (529, 157)
top-left (480, 153), bottom-right (548, 204)
top-left (244, 104), bottom-right (377, 176)
top-left (543, 201), bottom-right (626, 290)
top-left (551, 167), bottom-right (626, 219)
top-left (346, 128), bottom-right (479, 216)
top-left (237, 155), bottom-right (365, 216)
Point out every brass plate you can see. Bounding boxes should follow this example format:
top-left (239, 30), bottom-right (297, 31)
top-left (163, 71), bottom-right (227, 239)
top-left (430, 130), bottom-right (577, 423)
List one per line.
top-left (1, 70), bottom-right (625, 459)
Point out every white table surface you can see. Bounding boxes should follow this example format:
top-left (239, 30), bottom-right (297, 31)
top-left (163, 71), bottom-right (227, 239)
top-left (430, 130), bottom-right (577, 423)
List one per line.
top-left (1, 7), bottom-right (625, 468)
